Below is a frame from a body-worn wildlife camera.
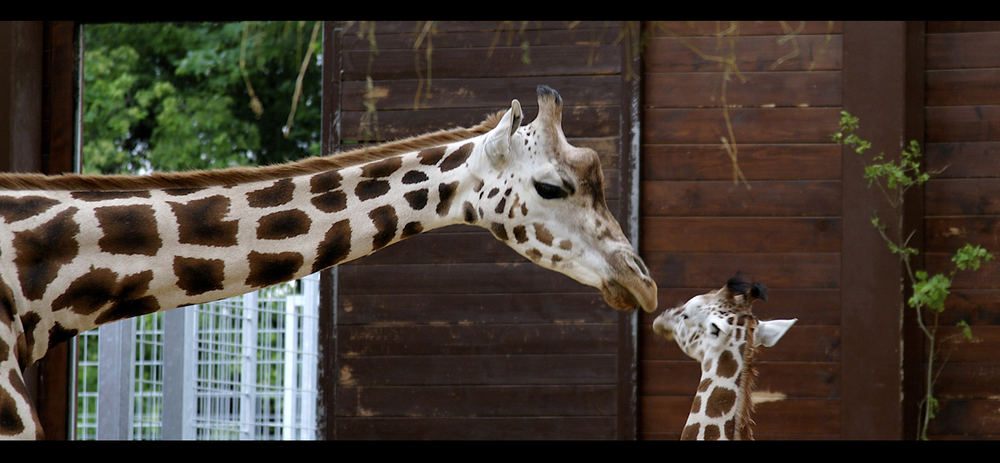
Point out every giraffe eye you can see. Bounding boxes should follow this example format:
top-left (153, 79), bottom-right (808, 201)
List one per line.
top-left (533, 181), bottom-right (568, 200)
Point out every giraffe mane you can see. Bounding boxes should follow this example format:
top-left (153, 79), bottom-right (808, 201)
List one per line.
top-left (736, 317), bottom-right (761, 440)
top-left (0, 110), bottom-right (505, 191)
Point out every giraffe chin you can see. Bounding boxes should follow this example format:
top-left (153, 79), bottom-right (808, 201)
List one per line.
top-left (600, 279), bottom-right (653, 313)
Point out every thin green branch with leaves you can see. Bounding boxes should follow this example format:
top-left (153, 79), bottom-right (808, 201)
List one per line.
top-left (833, 110), bottom-right (994, 440)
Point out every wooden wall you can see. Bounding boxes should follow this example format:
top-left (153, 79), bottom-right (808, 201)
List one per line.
top-left (320, 21), bottom-right (639, 439)
top-left (637, 21), bottom-right (843, 440)
top-left (924, 21), bottom-right (1000, 439)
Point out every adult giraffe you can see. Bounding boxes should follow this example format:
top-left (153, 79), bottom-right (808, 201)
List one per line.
top-left (0, 86), bottom-right (656, 439)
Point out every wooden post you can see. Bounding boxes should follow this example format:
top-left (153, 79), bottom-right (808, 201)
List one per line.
top-left (840, 21), bottom-right (925, 440)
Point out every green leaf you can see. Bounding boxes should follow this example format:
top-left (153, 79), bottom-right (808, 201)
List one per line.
top-left (956, 320), bottom-right (974, 342)
top-left (909, 271), bottom-right (951, 312)
top-left (952, 244), bottom-right (995, 271)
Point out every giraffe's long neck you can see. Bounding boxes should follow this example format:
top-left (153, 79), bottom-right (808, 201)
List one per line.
top-left (680, 323), bottom-right (759, 440)
top-left (2, 139), bottom-right (484, 365)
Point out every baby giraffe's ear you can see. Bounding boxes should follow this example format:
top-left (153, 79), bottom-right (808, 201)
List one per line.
top-left (749, 282), bottom-right (768, 302)
top-left (484, 99), bottom-right (523, 167)
top-left (753, 318), bottom-right (797, 347)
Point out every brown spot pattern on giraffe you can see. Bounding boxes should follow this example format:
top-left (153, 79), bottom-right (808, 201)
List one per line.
top-left (13, 207), bottom-right (80, 300)
top-left (681, 423), bottom-right (699, 440)
top-left (169, 195), bottom-right (238, 247)
top-left (462, 201), bottom-right (477, 223)
top-left (163, 187), bottom-right (205, 197)
top-left (70, 190), bottom-right (151, 202)
top-left (246, 251), bottom-right (303, 288)
top-left (401, 221), bottom-right (423, 238)
top-left (47, 323), bottom-right (77, 350)
top-left (95, 205), bottom-right (162, 256)
top-left (361, 156), bottom-right (402, 178)
top-left (715, 349), bottom-right (739, 378)
top-left (436, 181), bottom-right (458, 216)
top-left (50, 267), bottom-right (160, 325)
top-left (439, 143), bottom-right (473, 172)
top-left (402, 170), bottom-right (429, 184)
top-left (173, 256), bottom-right (226, 296)
top-left (247, 178), bottom-right (295, 208)
top-left (256, 209), bottom-right (312, 240)
top-left (705, 387), bottom-right (737, 418)
top-left (533, 223), bottom-right (554, 246)
top-left (0, 195), bottom-right (59, 223)
top-left (355, 179), bottom-right (390, 201)
top-left (490, 222), bottom-right (508, 242)
top-left (404, 189), bottom-right (428, 211)
top-left (703, 424), bottom-right (721, 440)
top-left (417, 146), bottom-right (447, 166)
top-left (0, 374), bottom-right (25, 436)
top-left (312, 219), bottom-right (351, 273)
top-left (369, 205), bottom-right (398, 251)
top-left (310, 170), bottom-right (342, 193)
top-left (312, 190), bottom-right (347, 213)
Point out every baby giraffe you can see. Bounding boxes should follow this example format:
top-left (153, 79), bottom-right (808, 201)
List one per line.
top-left (652, 274), bottom-right (796, 440)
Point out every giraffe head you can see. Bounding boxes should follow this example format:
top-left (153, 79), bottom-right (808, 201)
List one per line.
top-left (652, 274), bottom-right (795, 363)
top-left (469, 85), bottom-right (656, 313)
top-left (651, 274), bottom-right (795, 439)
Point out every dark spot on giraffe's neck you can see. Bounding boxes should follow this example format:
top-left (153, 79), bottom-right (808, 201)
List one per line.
top-left (361, 156), bottom-right (403, 179)
top-left (246, 251), bottom-right (304, 288)
top-left (439, 142), bottom-right (474, 172)
top-left (247, 178), bottom-right (296, 208)
top-left (256, 209), bottom-right (312, 240)
top-left (417, 146), bottom-right (447, 166)
top-left (0, 195), bottom-right (59, 223)
top-left (70, 190), bottom-right (151, 202)
top-left (355, 179), bottom-right (391, 201)
top-left (402, 170), bottom-right (429, 184)
top-left (310, 170), bottom-right (342, 193)
top-left (173, 256), bottom-right (225, 296)
top-left (95, 205), bottom-right (162, 256)
top-left (401, 221), bottom-right (423, 238)
top-left (169, 195), bottom-right (238, 247)
top-left (312, 219), bottom-right (352, 273)
top-left (369, 205), bottom-right (398, 251)
top-left (312, 190), bottom-right (347, 213)
top-left (436, 181), bottom-right (459, 216)
top-left (13, 207), bottom-right (80, 301)
top-left (404, 189), bottom-right (429, 211)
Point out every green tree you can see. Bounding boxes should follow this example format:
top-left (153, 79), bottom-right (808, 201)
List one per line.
top-left (82, 22), bottom-right (322, 174)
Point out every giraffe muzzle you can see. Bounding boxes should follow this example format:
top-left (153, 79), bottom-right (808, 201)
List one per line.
top-left (601, 250), bottom-right (658, 313)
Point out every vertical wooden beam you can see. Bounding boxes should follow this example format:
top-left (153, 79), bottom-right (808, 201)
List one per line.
top-left (317, 20), bottom-right (342, 440)
top-left (840, 21), bottom-right (925, 440)
top-left (617, 20), bottom-right (641, 441)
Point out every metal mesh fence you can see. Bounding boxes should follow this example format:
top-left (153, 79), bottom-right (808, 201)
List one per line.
top-left (73, 274), bottom-right (320, 440)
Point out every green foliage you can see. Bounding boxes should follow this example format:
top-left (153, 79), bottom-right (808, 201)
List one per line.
top-left (833, 111), bottom-right (995, 440)
top-left (82, 22), bottom-right (322, 174)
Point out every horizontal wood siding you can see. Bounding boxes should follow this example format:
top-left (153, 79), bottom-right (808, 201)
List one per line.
top-left (923, 21), bottom-right (1000, 439)
top-left (329, 21), bottom-right (631, 439)
top-left (638, 21), bottom-right (843, 440)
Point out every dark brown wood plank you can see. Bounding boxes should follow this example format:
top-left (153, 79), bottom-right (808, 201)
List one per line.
top-left (335, 385), bottom-right (618, 417)
top-left (341, 75), bottom-right (621, 111)
top-left (642, 107), bottom-right (841, 145)
top-left (341, 22), bottom-right (626, 50)
top-left (934, 289), bottom-right (1000, 326)
top-left (338, 354), bottom-right (617, 386)
top-left (926, 106), bottom-right (1000, 143)
top-left (338, 292), bottom-right (617, 325)
top-left (335, 416), bottom-right (617, 440)
top-left (337, 261), bottom-right (604, 295)
top-left (341, 105), bottom-right (620, 141)
top-left (640, 360), bottom-right (840, 398)
top-left (641, 144), bottom-right (842, 181)
top-left (647, 21), bottom-right (842, 37)
top-left (928, 398), bottom-right (1000, 437)
top-left (641, 180), bottom-right (842, 217)
top-left (927, 21), bottom-right (1000, 34)
top-left (926, 31), bottom-right (1000, 69)
top-left (926, 252), bottom-right (1000, 289)
top-left (644, 71), bottom-right (841, 108)
top-left (924, 216), bottom-right (1000, 254)
top-left (341, 44), bottom-right (621, 80)
top-left (643, 34), bottom-right (842, 73)
top-left (639, 396), bottom-right (840, 437)
top-left (339, 324), bottom-right (618, 356)
top-left (926, 69), bottom-right (1000, 107)
top-left (642, 251), bottom-right (841, 290)
top-left (925, 178), bottom-right (1000, 215)
top-left (641, 217), bottom-right (841, 253)
top-left (926, 142), bottom-right (1000, 179)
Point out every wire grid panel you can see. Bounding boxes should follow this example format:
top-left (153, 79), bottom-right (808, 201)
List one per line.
top-left (75, 274), bottom-right (320, 440)
top-left (74, 330), bottom-right (100, 440)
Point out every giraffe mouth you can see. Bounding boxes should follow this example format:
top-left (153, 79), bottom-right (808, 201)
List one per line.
top-left (600, 277), bottom-right (657, 313)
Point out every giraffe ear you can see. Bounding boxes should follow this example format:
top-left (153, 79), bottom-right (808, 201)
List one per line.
top-left (753, 318), bottom-right (797, 347)
top-left (484, 99), bottom-right (522, 167)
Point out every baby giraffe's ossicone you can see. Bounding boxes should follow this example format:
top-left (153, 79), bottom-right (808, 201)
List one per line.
top-left (651, 274), bottom-right (796, 440)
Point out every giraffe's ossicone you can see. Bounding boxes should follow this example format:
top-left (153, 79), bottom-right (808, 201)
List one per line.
top-left (651, 274), bottom-right (795, 440)
top-left (0, 85), bottom-right (656, 439)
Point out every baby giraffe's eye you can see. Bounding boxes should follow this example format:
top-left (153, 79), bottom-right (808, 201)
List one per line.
top-left (533, 181), bottom-right (569, 200)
